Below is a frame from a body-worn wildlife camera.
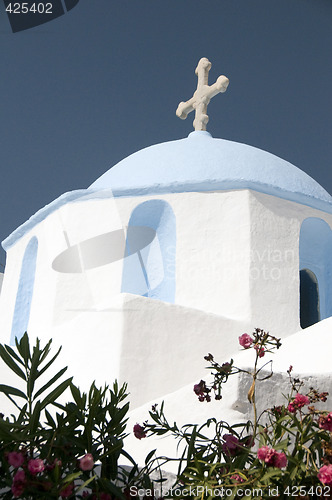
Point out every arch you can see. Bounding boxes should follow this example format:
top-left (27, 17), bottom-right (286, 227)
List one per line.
top-left (299, 217), bottom-right (332, 325)
top-left (10, 237), bottom-right (38, 344)
top-left (121, 200), bottom-right (176, 302)
top-left (300, 269), bottom-right (320, 329)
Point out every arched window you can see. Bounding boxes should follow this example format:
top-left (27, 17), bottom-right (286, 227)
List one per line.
top-left (299, 217), bottom-right (332, 326)
top-left (121, 200), bottom-right (176, 302)
top-left (300, 269), bottom-right (320, 329)
top-left (10, 237), bottom-right (38, 344)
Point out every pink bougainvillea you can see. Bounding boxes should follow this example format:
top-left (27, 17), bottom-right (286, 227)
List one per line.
top-left (133, 423), bottom-right (147, 440)
top-left (193, 379), bottom-right (211, 402)
top-left (318, 464), bottom-right (332, 486)
top-left (230, 473), bottom-right (244, 483)
top-left (254, 344), bottom-right (265, 358)
top-left (79, 453), bottom-right (94, 471)
top-left (27, 458), bottom-right (44, 475)
top-left (222, 434), bottom-right (240, 456)
top-left (288, 393), bottom-right (310, 413)
top-left (7, 451), bottom-right (25, 468)
top-left (11, 469), bottom-right (26, 498)
top-left (238, 333), bottom-right (254, 349)
top-left (257, 446), bottom-right (287, 469)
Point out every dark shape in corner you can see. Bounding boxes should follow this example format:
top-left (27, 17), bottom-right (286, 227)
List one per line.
top-left (3, 0), bottom-right (80, 33)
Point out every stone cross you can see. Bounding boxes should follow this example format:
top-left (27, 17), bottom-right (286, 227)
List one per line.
top-left (176, 58), bottom-right (229, 131)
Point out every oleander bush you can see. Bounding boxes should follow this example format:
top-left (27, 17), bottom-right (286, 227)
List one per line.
top-left (1, 330), bottom-right (332, 499)
top-left (135, 329), bottom-right (332, 499)
top-left (0, 334), bottom-right (158, 499)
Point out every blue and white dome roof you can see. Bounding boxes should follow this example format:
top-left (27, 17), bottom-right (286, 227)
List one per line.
top-left (3, 131), bottom-right (332, 251)
top-left (90, 131), bottom-right (332, 211)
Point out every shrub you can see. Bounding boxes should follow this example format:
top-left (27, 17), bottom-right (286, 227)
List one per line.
top-left (0, 334), bottom-right (159, 499)
top-left (135, 329), bottom-right (332, 499)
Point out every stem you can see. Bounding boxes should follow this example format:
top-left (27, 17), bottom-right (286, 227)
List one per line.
top-left (252, 353), bottom-right (259, 439)
top-left (24, 358), bottom-right (34, 457)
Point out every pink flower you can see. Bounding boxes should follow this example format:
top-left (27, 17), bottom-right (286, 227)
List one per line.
top-left (194, 380), bottom-right (206, 396)
top-left (318, 464), bottom-right (332, 486)
top-left (288, 402), bottom-right (295, 413)
top-left (257, 446), bottom-right (287, 468)
top-left (222, 434), bottom-right (240, 455)
top-left (257, 445), bottom-right (272, 462)
top-left (274, 452), bottom-right (287, 468)
top-left (7, 451), bottom-right (25, 468)
top-left (100, 494), bottom-right (112, 500)
top-left (60, 482), bottom-right (74, 498)
top-left (239, 333), bottom-right (254, 349)
top-left (79, 453), bottom-right (94, 471)
top-left (28, 458), bottom-right (44, 475)
top-left (230, 473), bottom-right (244, 483)
top-left (11, 469), bottom-right (26, 498)
top-left (288, 393), bottom-right (310, 413)
top-left (294, 393), bottom-right (310, 407)
top-left (133, 423), bottom-right (146, 439)
top-left (193, 380), bottom-right (211, 402)
top-left (13, 469), bottom-right (25, 482)
top-left (319, 412), bottom-right (332, 432)
top-left (254, 345), bottom-right (265, 358)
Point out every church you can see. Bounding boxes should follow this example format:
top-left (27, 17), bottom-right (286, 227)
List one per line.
top-left (0, 59), bottom-right (331, 458)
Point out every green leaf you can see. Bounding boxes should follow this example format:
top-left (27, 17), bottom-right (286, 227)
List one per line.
top-left (145, 449), bottom-right (156, 465)
top-left (34, 367), bottom-right (68, 399)
top-left (274, 438), bottom-right (289, 451)
top-left (16, 333), bottom-right (31, 364)
top-left (28, 343), bottom-right (42, 396)
top-left (39, 377), bottom-right (73, 409)
top-left (39, 339), bottom-right (53, 364)
top-left (0, 422), bottom-right (16, 440)
top-left (289, 465), bottom-right (299, 481)
top-left (30, 400), bottom-right (41, 434)
top-left (119, 450), bottom-right (138, 469)
top-left (260, 468), bottom-right (283, 482)
top-left (4, 345), bottom-right (25, 366)
top-left (76, 475), bottom-right (97, 492)
top-left (44, 409), bottom-right (56, 428)
top-left (70, 383), bottom-right (84, 409)
top-left (0, 345), bottom-right (26, 380)
top-left (37, 345), bottom-right (62, 379)
top-left (187, 426), bottom-right (197, 463)
top-left (0, 384), bottom-right (27, 400)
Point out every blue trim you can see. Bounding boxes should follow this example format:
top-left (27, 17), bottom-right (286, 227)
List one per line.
top-left (2, 189), bottom-right (114, 251)
top-left (121, 200), bottom-right (176, 302)
top-left (299, 217), bottom-right (332, 321)
top-left (10, 236), bottom-right (38, 344)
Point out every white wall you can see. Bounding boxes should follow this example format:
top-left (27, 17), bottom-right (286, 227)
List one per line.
top-left (1, 188), bottom-right (332, 415)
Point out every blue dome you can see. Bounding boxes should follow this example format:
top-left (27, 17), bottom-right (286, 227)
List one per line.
top-left (91, 131), bottom-right (332, 210)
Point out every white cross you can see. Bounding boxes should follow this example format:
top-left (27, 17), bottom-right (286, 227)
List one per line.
top-left (176, 58), bottom-right (229, 131)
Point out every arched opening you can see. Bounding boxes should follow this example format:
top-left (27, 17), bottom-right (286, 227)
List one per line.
top-left (121, 200), bottom-right (176, 302)
top-left (299, 217), bottom-right (332, 325)
top-left (300, 268), bottom-right (320, 329)
top-left (10, 237), bottom-right (38, 344)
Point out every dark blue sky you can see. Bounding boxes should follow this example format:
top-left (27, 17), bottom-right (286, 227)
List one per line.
top-left (1, 0), bottom-right (332, 267)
